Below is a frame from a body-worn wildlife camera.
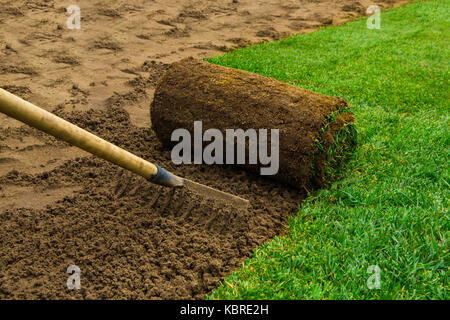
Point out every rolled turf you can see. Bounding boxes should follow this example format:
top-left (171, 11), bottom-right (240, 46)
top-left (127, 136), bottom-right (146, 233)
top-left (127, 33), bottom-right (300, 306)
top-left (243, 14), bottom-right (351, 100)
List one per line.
top-left (151, 57), bottom-right (356, 191)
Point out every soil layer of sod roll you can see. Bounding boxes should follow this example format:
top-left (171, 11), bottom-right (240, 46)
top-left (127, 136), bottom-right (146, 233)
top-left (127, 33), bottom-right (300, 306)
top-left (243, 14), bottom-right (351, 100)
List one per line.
top-left (151, 58), bottom-right (356, 190)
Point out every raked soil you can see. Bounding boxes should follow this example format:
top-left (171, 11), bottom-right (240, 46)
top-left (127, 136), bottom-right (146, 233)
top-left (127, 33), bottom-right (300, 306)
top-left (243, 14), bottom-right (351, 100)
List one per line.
top-left (0, 0), bottom-right (413, 299)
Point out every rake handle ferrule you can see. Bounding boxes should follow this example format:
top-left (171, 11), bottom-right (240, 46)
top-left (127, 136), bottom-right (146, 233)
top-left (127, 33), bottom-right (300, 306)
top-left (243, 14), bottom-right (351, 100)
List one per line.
top-left (149, 165), bottom-right (185, 187)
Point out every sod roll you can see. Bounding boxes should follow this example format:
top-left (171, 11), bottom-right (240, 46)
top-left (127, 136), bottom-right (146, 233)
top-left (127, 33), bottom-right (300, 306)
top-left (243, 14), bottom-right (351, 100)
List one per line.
top-left (151, 57), bottom-right (356, 191)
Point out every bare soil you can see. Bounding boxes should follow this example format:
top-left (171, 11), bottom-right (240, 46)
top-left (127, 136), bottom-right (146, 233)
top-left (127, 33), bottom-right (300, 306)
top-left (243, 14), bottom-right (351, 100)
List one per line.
top-left (0, 0), bottom-right (413, 299)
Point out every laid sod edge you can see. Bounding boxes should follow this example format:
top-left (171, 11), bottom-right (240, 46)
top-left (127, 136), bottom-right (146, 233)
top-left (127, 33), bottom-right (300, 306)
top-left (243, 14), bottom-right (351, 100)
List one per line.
top-left (207, 0), bottom-right (449, 300)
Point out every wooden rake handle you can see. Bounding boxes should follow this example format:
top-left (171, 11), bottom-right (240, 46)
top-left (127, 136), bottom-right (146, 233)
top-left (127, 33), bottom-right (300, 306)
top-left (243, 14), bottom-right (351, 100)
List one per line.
top-left (0, 88), bottom-right (183, 187)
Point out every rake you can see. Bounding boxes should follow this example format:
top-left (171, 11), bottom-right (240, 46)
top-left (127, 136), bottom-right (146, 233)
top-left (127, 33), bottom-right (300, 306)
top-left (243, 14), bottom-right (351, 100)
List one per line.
top-left (0, 88), bottom-right (249, 209)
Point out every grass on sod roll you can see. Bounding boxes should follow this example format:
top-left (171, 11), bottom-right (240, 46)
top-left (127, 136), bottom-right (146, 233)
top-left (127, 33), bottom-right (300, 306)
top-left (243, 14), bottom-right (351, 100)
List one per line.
top-left (207, 0), bottom-right (449, 300)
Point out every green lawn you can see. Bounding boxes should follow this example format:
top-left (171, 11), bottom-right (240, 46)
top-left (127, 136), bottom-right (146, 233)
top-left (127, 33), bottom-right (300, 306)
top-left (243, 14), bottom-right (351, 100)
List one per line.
top-left (207, 0), bottom-right (449, 299)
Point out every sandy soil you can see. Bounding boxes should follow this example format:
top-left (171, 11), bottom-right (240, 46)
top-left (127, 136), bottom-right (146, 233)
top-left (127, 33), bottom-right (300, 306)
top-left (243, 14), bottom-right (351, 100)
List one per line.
top-left (0, 0), bottom-right (413, 299)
